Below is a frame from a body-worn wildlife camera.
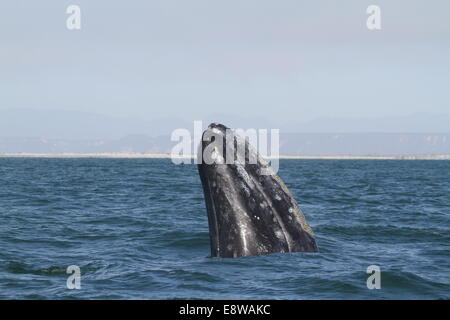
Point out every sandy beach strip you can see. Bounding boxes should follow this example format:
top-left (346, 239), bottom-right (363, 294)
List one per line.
top-left (1, 153), bottom-right (450, 160)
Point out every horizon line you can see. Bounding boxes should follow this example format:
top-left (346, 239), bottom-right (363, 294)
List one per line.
top-left (1, 153), bottom-right (450, 160)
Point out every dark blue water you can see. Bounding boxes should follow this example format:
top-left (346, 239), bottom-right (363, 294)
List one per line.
top-left (0, 158), bottom-right (449, 299)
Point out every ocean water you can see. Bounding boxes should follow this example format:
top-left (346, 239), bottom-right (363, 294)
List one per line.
top-left (0, 158), bottom-right (449, 300)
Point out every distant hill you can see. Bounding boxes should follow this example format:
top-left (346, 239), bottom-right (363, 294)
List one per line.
top-left (279, 133), bottom-right (450, 155)
top-left (2, 108), bottom-right (450, 139)
top-left (283, 113), bottom-right (450, 133)
top-left (1, 108), bottom-right (450, 155)
top-left (0, 108), bottom-right (191, 139)
top-left (1, 133), bottom-right (449, 156)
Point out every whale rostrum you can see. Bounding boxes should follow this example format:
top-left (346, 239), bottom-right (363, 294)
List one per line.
top-left (197, 123), bottom-right (318, 258)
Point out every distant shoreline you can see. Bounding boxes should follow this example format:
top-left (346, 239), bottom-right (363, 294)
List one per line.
top-left (1, 153), bottom-right (450, 160)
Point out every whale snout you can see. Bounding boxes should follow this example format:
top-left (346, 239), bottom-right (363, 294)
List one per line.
top-left (197, 123), bottom-right (318, 258)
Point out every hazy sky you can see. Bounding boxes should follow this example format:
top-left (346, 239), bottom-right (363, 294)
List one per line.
top-left (1, 0), bottom-right (449, 126)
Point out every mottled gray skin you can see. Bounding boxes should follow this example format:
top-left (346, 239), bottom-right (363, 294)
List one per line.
top-left (198, 123), bottom-right (318, 258)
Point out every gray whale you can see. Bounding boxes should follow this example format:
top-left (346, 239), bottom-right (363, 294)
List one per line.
top-left (198, 123), bottom-right (318, 258)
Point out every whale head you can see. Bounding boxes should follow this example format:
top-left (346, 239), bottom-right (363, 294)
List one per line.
top-left (197, 123), bottom-right (318, 258)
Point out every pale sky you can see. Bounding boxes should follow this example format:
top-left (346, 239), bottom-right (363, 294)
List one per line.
top-left (1, 0), bottom-right (449, 128)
